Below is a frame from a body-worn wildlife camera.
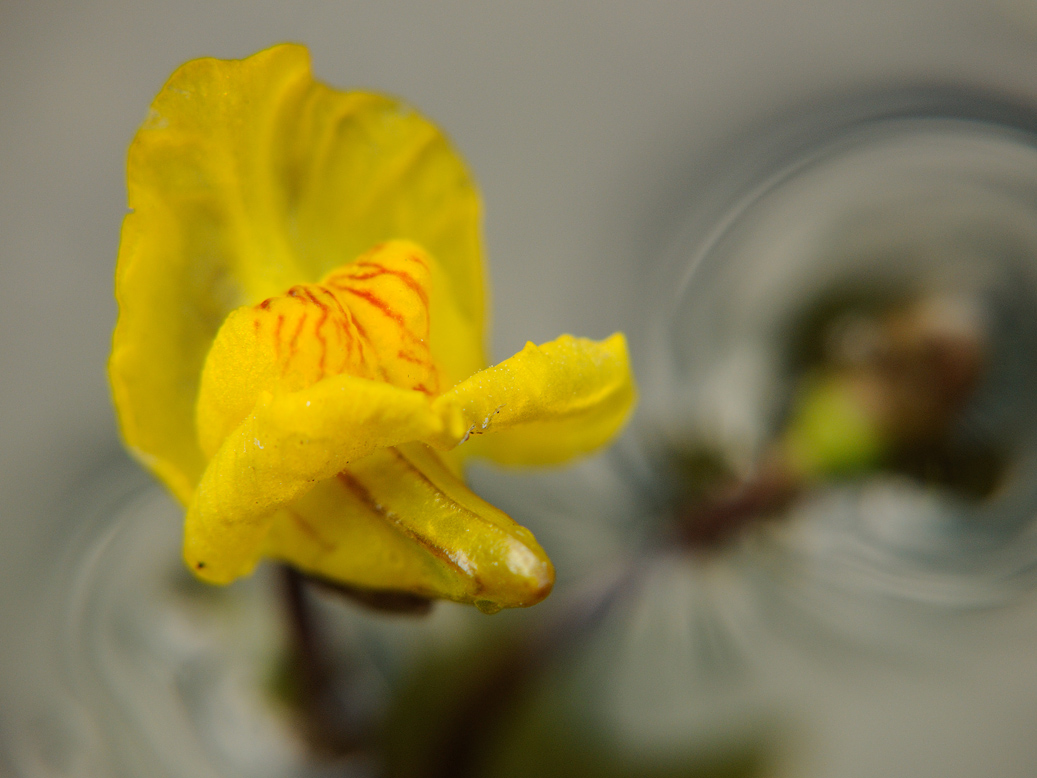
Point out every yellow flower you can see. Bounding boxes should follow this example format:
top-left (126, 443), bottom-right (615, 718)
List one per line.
top-left (109, 44), bottom-right (635, 613)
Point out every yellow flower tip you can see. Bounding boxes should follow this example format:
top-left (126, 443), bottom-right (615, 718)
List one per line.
top-left (487, 538), bottom-right (555, 611)
top-left (111, 44), bottom-right (635, 610)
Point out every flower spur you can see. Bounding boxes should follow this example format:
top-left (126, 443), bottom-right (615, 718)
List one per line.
top-left (109, 44), bottom-right (635, 612)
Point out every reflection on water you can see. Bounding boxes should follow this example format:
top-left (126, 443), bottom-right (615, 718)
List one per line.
top-left (3, 463), bottom-right (305, 777)
top-left (649, 112), bottom-right (1037, 610)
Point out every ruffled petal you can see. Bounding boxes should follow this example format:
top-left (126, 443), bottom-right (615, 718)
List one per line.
top-left (265, 444), bottom-right (554, 611)
top-left (183, 375), bottom-right (467, 584)
top-left (195, 240), bottom-right (437, 458)
top-left (437, 333), bottom-right (636, 466)
top-left (110, 44), bottom-right (484, 502)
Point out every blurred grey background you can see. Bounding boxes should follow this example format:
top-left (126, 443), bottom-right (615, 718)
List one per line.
top-left (6, 2), bottom-right (1037, 775)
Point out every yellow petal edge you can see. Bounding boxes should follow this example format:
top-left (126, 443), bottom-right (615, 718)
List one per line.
top-left (109, 44), bottom-right (637, 611)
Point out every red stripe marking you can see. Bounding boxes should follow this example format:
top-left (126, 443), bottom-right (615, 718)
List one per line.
top-left (396, 349), bottom-right (431, 366)
top-left (335, 468), bottom-right (473, 580)
top-left (303, 288), bottom-right (331, 373)
top-left (340, 287), bottom-right (413, 334)
top-left (274, 314), bottom-right (285, 358)
top-left (316, 285), bottom-right (356, 370)
top-left (287, 313), bottom-right (307, 361)
top-left (302, 287), bottom-right (327, 310)
top-left (287, 510), bottom-right (334, 553)
top-left (316, 285), bottom-right (349, 319)
top-left (341, 316), bottom-right (355, 363)
top-left (351, 317), bottom-right (371, 365)
top-left (348, 263), bottom-right (429, 308)
top-left (315, 318), bottom-right (328, 372)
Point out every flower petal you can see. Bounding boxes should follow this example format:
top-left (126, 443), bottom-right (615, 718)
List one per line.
top-left (438, 333), bottom-right (637, 465)
top-left (321, 241), bottom-right (439, 395)
top-left (183, 376), bottom-right (467, 584)
top-left (195, 240), bottom-right (438, 459)
top-left (110, 44), bottom-right (484, 503)
top-left (265, 444), bottom-right (554, 610)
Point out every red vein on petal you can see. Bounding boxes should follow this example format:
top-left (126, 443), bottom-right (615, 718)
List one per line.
top-left (348, 263), bottom-right (429, 308)
top-left (335, 469), bottom-right (473, 581)
top-left (287, 510), bottom-right (334, 553)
